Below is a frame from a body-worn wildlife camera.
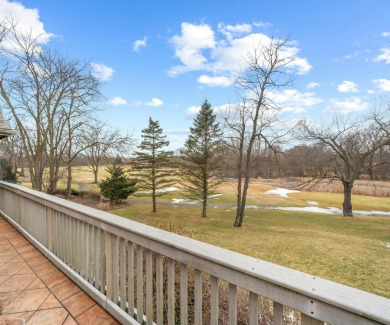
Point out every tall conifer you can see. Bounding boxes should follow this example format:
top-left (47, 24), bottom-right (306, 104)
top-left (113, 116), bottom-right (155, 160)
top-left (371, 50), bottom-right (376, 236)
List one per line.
top-left (181, 100), bottom-right (223, 217)
top-left (132, 118), bottom-right (175, 212)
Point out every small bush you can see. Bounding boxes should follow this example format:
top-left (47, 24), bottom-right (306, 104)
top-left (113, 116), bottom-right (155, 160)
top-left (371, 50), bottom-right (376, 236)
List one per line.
top-left (99, 163), bottom-right (137, 206)
top-left (52, 188), bottom-right (85, 197)
top-left (0, 158), bottom-right (17, 183)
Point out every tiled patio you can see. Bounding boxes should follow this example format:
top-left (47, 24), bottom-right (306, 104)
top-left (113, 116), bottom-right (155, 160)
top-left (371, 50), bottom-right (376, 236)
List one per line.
top-left (0, 216), bottom-right (119, 325)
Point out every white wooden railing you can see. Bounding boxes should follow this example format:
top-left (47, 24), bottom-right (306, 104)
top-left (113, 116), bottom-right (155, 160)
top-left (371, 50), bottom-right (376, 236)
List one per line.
top-left (0, 181), bottom-right (389, 325)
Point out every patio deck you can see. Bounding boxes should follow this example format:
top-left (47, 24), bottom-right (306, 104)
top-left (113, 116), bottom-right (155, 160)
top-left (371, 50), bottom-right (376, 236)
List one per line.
top-left (0, 216), bottom-right (119, 325)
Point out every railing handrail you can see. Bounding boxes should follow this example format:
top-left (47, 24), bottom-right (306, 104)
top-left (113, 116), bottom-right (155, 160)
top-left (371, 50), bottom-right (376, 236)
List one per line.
top-left (1, 181), bottom-right (389, 325)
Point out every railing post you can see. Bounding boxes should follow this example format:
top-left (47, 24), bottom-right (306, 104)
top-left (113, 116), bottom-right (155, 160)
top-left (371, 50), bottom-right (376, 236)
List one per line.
top-left (47, 207), bottom-right (52, 251)
top-left (105, 231), bottom-right (113, 300)
top-left (20, 193), bottom-right (25, 228)
top-left (273, 302), bottom-right (283, 325)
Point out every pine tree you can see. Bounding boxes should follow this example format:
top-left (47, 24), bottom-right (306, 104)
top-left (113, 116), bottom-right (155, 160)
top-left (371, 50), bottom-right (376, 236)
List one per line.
top-left (181, 100), bottom-right (223, 217)
top-left (99, 163), bottom-right (137, 207)
top-left (132, 118), bottom-right (175, 212)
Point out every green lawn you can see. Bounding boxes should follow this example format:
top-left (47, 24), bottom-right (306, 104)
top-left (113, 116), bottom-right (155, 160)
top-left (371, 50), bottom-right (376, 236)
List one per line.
top-left (111, 203), bottom-right (390, 298)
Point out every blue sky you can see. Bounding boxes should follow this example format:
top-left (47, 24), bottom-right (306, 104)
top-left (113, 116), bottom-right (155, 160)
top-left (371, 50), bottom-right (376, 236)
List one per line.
top-left (1, 0), bottom-right (390, 149)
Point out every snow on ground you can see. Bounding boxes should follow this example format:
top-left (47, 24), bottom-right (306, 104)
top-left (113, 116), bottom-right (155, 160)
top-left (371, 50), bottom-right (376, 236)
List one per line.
top-left (171, 193), bottom-right (222, 204)
top-left (386, 243), bottom-right (390, 249)
top-left (208, 194), bottom-right (222, 199)
top-left (171, 198), bottom-right (199, 204)
top-left (278, 206), bottom-right (341, 214)
top-left (138, 187), bottom-right (179, 194)
top-left (245, 205), bottom-right (390, 217)
top-left (278, 206), bottom-right (390, 217)
top-left (307, 201), bottom-right (319, 206)
top-left (265, 187), bottom-right (300, 198)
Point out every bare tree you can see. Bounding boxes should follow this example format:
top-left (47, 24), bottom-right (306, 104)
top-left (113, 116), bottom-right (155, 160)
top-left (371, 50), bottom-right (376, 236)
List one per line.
top-left (81, 121), bottom-right (134, 184)
top-left (0, 23), bottom-right (101, 193)
top-left (299, 105), bottom-right (390, 216)
top-left (223, 37), bottom-right (296, 227)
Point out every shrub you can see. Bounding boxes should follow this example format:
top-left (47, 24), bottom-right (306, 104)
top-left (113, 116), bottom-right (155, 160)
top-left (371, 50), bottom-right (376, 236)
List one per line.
top-left (99, 163), bottom-right (137, 206)
top-left (0, 158), bottom-right (17, 183)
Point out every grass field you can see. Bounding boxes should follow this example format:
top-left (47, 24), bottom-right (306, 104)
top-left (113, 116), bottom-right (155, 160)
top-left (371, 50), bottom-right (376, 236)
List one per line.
top-left (19, 165), bottom-right (390, 298)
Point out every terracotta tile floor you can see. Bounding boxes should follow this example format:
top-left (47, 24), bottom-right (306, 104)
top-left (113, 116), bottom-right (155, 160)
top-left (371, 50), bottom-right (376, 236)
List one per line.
top-left (0, 217), bottom-right (119, 325)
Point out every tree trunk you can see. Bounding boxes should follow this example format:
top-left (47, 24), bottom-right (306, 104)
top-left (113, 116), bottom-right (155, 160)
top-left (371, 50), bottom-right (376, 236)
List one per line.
top-left (152, 190), bottom-right (156, 213)
top-left (202, 200), bottom-right (207, 218)
top-left (202, 171), bottom-right (208, 218)
top-left (236, 176), bottom-right (251, 227)
top-left (234, 141), bottom-right (244, 226)
top-left (93, 167), bottom-right (99, 184)
top-left (235, 134), bottom-right (255, 227)
top-left (65, 164), bottom-right (72, 199)
top-left (234, 177), bottom-right (243, 226)
top-left (202, 189), bottom-right (207, 218)
top-left (342, 180), bottom-right (353, 217)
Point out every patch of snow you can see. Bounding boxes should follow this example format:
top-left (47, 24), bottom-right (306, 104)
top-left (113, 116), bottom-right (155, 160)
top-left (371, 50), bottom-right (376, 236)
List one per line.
top-left (208, 193), bottom-right (222, 199)
top-left (139, 187), bottom-right (179, 194)
top-left (278, 206), bottom-right (341, 214)
top-left (231, 204), bottom-right (390, 217)
top-left (385, 243), bottom-right (390, 249)
top-left (171, 198), bottom-right (199, 205)
top-left (278, 206), bottom-right (390, 217)
top-left (307, 201), bottom-right (319, 206)
top-left (265, 187), bottom-right (300, 198)
top-left (171, 198), bottom-right (185, 203)
top-left (156, 187), bottom-right (179, 193)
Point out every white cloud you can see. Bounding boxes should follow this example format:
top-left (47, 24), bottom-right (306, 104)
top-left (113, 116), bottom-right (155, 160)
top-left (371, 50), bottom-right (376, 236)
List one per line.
top-left (373, 78), bottom-right (390, 91)
top-left (147, 98), bottom-right (163, 107)
top-left (169, 22), bottom-right (215, 75)
top-left (185, 105), bottom-right (201, 117)
top-left (382, 32), bottom-right (390, 38)
top-left (168, 22), bottom-right (311, 83)
top-left (108, 96), bottom-right (127, 106)
top-left (268, 89), bottom-right (323, 113)
top-left (325, 97), bottom-right (368, 114)
top-left (218, 23), bottom-right (252, 41)
top-left (197, 74), bottom-right (234, 87)
top-left (253, 21), bottom-right (272, 28)
top-left (91, 63), bottom-right (114, 81)
top-left (136, 98), bottom-right (164, 107)
top-left (133, 36), bottom-right (147, 52)
top-left (0, 0), bottom-right (54, 49)
top-left (307, 82), bottom-right (320, 89)
top-left (185, 90), bottom-right (321, 117)
top-left (374, 48), bottom-right (390, 64)
top-left (337, 81), bottom-right (359, 93)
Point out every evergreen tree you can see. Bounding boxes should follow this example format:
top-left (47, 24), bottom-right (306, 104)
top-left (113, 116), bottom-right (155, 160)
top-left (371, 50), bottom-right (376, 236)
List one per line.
top-left (132, 118), bottom-right (175, 212)
top-left (99, 163), bottom-right (137, 206)
top-left (181, 100), bottom-right (223, 217)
